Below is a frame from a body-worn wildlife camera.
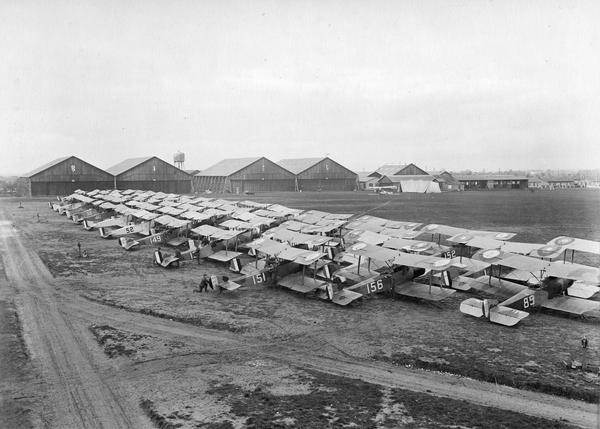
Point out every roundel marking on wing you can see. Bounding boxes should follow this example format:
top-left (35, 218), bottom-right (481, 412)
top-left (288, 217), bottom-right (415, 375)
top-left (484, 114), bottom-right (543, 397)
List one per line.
top-left (554, 237), bottom-right (574, 245)
top-left (424, 224), bottom-right (439, 231)
top-left (537, 245), bottom-right (561, 255)
top-left (495, 232), bottom-right (512, 240)
top-left (351, 242), bottom-right (367, 251)
top-left (456, 234), bottom-right (473, 242)
top-left (411, 242), bottom-right (430, 251)
top-left (482, 249), bottom-right (501, 260)
top-left (433, 259), bottom-right (451, 269)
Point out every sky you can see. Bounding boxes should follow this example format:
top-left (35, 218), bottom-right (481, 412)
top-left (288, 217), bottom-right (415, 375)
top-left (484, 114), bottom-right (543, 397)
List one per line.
top-left (1, 0), bottom-right (599, 175)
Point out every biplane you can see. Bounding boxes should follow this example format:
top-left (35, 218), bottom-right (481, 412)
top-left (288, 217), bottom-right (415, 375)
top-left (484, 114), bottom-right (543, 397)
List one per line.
top-left (99, 209), bottom-right (160, 238)
top-left (118, 214), bottom-right (190, 250)
top-left (459, 248), bottom-right (600, 326)
top-left (187, 224), bottom-right (253, 271)
top-left (238, 237), bottom-right (355, 303)
top-left (448, 234), bottom-right (600, 298)
top-left (337, 242), bottom-right (461, 303)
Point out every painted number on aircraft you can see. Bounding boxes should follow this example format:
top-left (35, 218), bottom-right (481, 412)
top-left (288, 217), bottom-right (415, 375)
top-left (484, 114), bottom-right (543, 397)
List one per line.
top-left (150, 235), bottom-right (162, 244)
top-left (367, 279), bottom-right (384, 293)
top-left (253, 273), bottom-right (267, 284)
top-left (443, 249), bottom-right (456, 259)
top-left (125, 226), bottom-right (135, 234)
top-left (523, 295), bottom-right (535, 309)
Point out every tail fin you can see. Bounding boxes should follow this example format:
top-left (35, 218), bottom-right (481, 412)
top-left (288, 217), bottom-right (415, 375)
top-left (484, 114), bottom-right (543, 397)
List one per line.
top-left (230, 258), bottom-right (242, 273)
top-left (188, 239), bottom-right (198, 252)
top-left (140, 222), bottom-right (150, 235)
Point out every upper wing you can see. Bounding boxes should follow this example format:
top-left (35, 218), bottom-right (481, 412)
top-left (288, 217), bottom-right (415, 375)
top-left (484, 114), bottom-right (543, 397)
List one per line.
top-left (547, 236), bottom-right (600, 255)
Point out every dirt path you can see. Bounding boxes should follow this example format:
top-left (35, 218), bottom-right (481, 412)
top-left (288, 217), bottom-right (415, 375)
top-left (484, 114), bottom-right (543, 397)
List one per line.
top-left (0, 212), bottom-right (148, 428)
top-left (2, 209), bottom-right (599, 428)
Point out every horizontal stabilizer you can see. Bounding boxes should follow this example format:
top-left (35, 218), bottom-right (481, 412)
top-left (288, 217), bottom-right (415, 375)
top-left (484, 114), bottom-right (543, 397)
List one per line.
top-left (331, 289), bottom-right (363, 306)
top-left (396, 282), bottom-right (455, 301)
top-left (460, 298), bottom-right (485, 318)
top-left (490, 306), bottom-right (529, 326)
top-left (119, 237), bottom-right (139, 250)
top-left (220, 281), bottom-right (242, 291)
top-left (460, 298), bottom-right (528, 326)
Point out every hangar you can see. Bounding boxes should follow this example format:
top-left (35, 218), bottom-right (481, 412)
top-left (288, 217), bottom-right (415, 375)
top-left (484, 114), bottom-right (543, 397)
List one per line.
top-left (107, 156), bottom-right (191, 194)
top-left (277, 157), bottom-right (358, 191)
top-left (368, 163), bottom-right (430, 179)
top-left (18, 156), bottom-right (114, 196)
top-left (193, 157), bottom-right (295, 193)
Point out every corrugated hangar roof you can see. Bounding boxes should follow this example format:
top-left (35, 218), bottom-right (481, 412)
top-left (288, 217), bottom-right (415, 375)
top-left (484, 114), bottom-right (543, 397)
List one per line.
top-left (277, 158), bottom-right (325, 175)
top-left (195, 157), bottom-right (262, 176)
top-left (23, 156), bottom-right (72, 177)
top-left (370, 164), bottom-right (407, 177)
top-left (106, 156), bottom-right (154, 176)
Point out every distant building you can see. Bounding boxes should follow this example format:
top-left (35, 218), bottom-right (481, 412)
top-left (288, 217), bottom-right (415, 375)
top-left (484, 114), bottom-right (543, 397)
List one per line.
top-left (546, 178), bottom-right (575, 189)
top-left (428, 171), bottom-right (460, 192)
top-left (106, 156), bottom-right (191, 194)
top-left (357, 171), bottom-right (379, 190)
top-left (453, 174), bottom-right (528, 190)
top-left (528, 177), bottom-right (550, 190)
top-left (277, 157), bottom-right (357, 191)
top-left (18, 156), bottom-right (114, 196)
top-left (376, 174), bottom-right (441, 193)
top-left (368, 163), bottom-right (429, 179)
top-left (193, 157), bottom-right (295, 193)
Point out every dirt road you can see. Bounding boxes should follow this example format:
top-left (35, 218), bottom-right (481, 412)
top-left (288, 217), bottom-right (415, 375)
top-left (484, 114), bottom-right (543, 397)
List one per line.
top-left (0, 212), bottom-right (148, 428)
top-left (1, 208), bottom-right (598, 428)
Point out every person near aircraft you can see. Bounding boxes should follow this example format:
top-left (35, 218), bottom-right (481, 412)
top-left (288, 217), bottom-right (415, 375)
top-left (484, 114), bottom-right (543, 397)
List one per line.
top-left (199, 273), bottom-right (213, 292)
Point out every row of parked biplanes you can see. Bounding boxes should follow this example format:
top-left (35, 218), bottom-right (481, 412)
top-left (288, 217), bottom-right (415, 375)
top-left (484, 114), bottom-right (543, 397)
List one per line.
top-left (49, 188), bottom-right (600, 327)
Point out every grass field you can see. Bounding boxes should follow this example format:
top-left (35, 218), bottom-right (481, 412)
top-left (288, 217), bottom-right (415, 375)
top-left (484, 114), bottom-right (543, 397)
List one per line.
top-left (4, 189), bottom-right (600, 427)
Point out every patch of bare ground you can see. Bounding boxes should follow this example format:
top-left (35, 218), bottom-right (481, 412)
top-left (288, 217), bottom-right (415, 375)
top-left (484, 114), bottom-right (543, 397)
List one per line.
top-left (0, 299), bottom-right (43, 428)
top-left (89, 324), bottom-right (191, 360)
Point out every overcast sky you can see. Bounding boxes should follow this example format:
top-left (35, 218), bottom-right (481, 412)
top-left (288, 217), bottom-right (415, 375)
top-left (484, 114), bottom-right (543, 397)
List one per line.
top-left (1, 0), bottom-right (599, 175)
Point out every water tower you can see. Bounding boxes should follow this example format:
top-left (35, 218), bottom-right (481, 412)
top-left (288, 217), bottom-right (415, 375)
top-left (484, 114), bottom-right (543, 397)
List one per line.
top-left (174, 152), bottom-right (185, 169)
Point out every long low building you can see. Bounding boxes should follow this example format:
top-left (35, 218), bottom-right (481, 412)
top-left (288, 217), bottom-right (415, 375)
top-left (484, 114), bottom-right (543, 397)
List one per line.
top-left (453, 174), bottom-right (528, 190)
